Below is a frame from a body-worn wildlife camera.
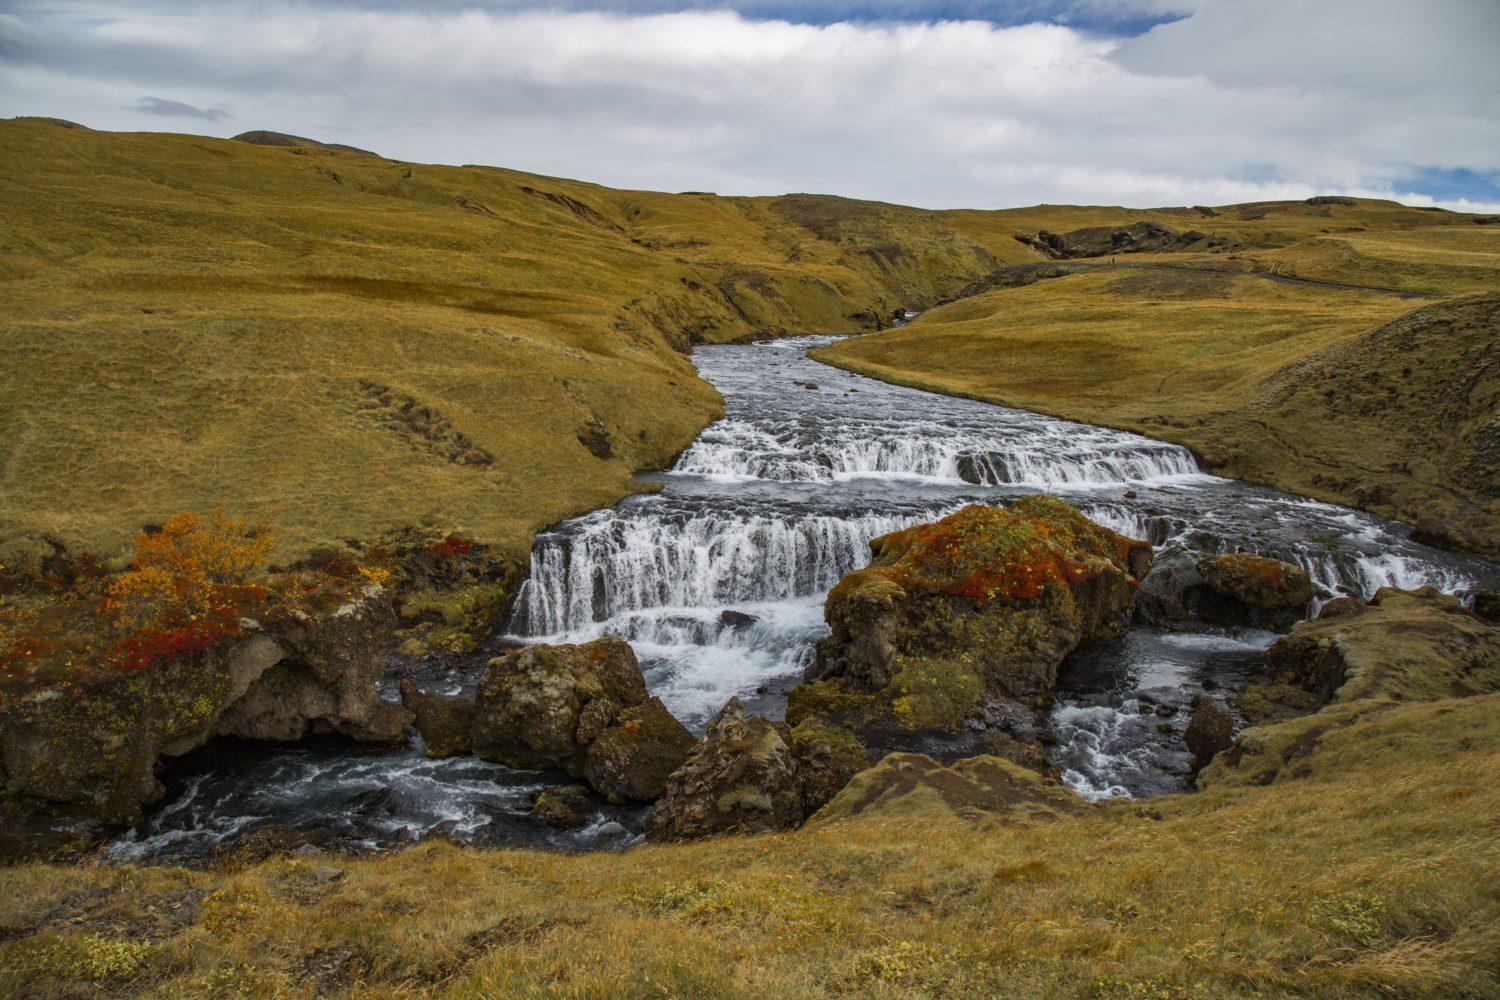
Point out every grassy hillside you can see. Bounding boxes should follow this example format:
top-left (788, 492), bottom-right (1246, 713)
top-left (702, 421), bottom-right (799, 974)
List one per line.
top-left (818, 265), bottom-right (1500, 553)
top-left (0, 120), bottom-right (1001, 565)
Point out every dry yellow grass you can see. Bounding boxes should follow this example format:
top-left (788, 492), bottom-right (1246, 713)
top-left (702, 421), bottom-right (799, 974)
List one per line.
top-left (2, 691), bottom-right (1496, 998)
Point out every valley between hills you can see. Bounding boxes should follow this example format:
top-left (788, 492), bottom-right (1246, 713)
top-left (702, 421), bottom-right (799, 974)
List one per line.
top-left (1, 118), bottom-right (1498, 999)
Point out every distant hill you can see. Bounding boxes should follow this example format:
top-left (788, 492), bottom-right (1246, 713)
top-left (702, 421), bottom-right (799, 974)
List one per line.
top-left (1, 116), bottom-right (1495, 563)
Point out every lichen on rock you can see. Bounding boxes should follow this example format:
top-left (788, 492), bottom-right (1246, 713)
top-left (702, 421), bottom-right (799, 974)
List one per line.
top-left (798, 497), bottom-right (1151, 735)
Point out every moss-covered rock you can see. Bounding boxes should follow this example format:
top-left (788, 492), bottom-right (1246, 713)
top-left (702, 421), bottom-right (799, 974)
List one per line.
top-left (399, 679), bottom-right (475, 758)
top-left (645, 697), bottom-right (805, 840)
top-left (810, 753), bottom-right (1081, 825)
top-left (531, 784), bottom-right (594, 828)
top-left (800, 497), bottom-right (1150, 735)
top-left (1194, 552), bottom-right (1314, 629)
top-left (789, 721), bottom-right (870, 814)
top-left (1138, 548), bottom-right (1312, 631)
top-left (471, 637), bottom-right (648, 772)
top-left (583, 697), bottom-right (696, 803)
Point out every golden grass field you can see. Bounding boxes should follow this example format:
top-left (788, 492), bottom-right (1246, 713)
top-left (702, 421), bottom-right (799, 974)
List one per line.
top-left (3, 688), bottom-right (1496, 998)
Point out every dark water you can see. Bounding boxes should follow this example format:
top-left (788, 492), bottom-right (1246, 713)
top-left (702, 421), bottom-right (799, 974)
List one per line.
top-left (108, 335), bottom-right (1500, 861)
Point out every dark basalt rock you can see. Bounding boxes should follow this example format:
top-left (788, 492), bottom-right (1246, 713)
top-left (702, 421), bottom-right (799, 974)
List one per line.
top-left (399, 679), bottom-right (475, 758)
top-left (1183, 694), bottom-right (1235, 773)
top-left (1138, 548), bottom-right (1312, 631)
top-left (531, 784), bottom-right (594, 829)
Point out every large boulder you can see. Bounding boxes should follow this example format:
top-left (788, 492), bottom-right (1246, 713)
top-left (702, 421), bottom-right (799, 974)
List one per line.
top-left (795, 497), bottom-right (1151, 734)
top-left (789, 721), bottom-right (870, 815)
top-left (472, 637), bottom-right (695, 802)
top-left (583, 697), bottom-right (697, 803)
top-left (645, 698), bottom-right (806, 840)
top-left (1138, 548), bottom-right (1312, 630)
top-left (471, 637), bottom-right (648, 771)
top-left (399, 679), bottom-right (475, 758)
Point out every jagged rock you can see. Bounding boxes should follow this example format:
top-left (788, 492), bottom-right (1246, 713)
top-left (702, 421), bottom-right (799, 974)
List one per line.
top-left (1183, 694), bottom-right (1235, 772)
top-left (719, 609), bottom-right (758, 630)
top-left (399, 680), bottom-right (475, 758)
top-left (810, 753), bottom-right (1081, 824)
top-left (795, 497), bottom-right (1151, 735)
top-left (531, 784), bottom-right (594, 828)
top-left (789, 722), bottom-right (869, 814)
top-left (471, 637), bottom-right (648, 772)
top-left (645, 698), bottom-right (804, 840)
top-left (583, 697), bottom-right (696, 803)
top-left (576, 420), bottom-right (613, 459)
top-left (214, 597), bottom-right (411, 743)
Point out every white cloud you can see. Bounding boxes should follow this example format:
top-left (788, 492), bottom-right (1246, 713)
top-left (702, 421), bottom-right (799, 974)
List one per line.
top-left (0, 1), bottom-right (1495, 209)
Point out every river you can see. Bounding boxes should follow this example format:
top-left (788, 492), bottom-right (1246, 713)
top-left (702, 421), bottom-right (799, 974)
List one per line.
top-left (108, 335), bottom-right (1499, 861)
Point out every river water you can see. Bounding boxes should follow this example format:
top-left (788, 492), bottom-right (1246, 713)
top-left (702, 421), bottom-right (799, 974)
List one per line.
top-left (109, 336), bottom-right (1499, 861)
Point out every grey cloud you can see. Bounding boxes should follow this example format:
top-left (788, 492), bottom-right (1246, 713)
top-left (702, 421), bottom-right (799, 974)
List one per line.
top-left (133, 96), bottom-right (230, 120)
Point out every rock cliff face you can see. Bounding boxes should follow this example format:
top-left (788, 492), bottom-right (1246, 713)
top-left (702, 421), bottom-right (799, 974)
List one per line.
top-left (0, 595), bottom-right (411, 855)
top-left (794, 497), bottom-right (1151, 734)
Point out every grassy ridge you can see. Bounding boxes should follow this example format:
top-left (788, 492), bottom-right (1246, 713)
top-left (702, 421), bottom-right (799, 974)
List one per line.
top-left (0, 120), bottom-right (1000, 563)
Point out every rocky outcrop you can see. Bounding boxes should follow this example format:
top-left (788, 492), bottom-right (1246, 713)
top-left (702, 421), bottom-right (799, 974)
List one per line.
top-left (214, 599), bottom-right (410, 743)
top-left (1138, 549), bottom-right (1312, 630)
top-left (1202, 587), bottom-right (1500, 789)
top-left (472, 637), bottom-right (695, 803)
top-left (794, 497), bottom-right (1151, 735)
top-left (1183, 694), bottom-right (1235, 772)
top-left (1019, 221), bottom-right (1237, 259)
top-left (789, 721), bottom-right (871, 815)
top-left (0, 597), bottom-right (409, 851)
top-left (810, 753), bottom-right (1081, 825)
top-left (646, 698), bottom-right (809, 840)
top-left (399, 680), bottom-right (475, 758)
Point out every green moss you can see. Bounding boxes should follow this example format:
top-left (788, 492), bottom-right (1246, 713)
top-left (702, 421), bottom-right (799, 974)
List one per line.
top-left (887, 656), bottom-right (984, 732)
top-left (785, 678), bottom-right (877, 728)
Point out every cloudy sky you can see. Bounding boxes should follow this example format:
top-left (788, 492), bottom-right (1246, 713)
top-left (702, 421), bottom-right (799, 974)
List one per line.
top-left (3, 0), bottom-right (1498, 210)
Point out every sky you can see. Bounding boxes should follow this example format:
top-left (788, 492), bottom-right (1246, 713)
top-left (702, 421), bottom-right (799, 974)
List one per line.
top-left (2, 0), bottom-right (1498, 211)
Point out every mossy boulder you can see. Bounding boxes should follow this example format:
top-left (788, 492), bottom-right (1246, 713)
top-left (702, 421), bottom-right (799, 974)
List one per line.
top-left (531, 784), bottom-right (594, 828)
top-left (1194, 552), bottom-right (1313, 628)
top-left (399, 680), bottom-right (475, 758)
top-left (810, 753), bottom-right (1081, 825)
top-left (789, 721), bottom-right (870, 814)
top-left (471, 637), bottom-right (649, 772)
top-left (801, 497), bottom-right (1151, 734)
top-left (583, 697), bottom-right (696, 803)
top-left (645, 697), bottom-right (805, 840)
top-left (1138, 548), bottom-right (1312, 630)
top-left (471, 637), bottom-right (696, 804)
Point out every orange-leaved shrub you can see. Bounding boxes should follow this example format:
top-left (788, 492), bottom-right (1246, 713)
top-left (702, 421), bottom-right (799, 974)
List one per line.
top-left (100, 510), bottom-right (272, 672)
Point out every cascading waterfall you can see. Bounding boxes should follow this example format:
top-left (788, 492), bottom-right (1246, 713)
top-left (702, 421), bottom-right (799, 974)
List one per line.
top-left (113, 333), bottom-right (1500, 860)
